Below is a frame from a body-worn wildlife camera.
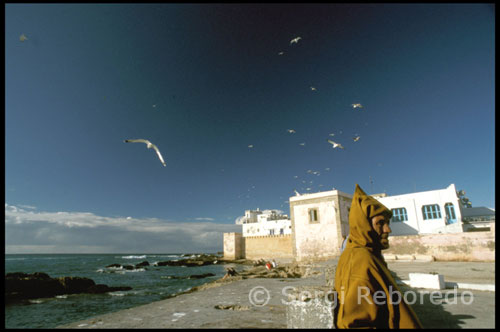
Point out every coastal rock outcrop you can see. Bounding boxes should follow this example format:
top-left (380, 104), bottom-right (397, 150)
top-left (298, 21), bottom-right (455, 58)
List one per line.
top-left (5, 272), bottom-right (132, 304)
top-left (104, 261), bottom-right (149, 271)
top-left (154, 254), bottom-right (222, 267)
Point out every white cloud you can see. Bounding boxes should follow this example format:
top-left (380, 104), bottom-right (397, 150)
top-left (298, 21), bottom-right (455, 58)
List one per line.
top-left (194, 217), bottom-right (215, 221)
top-left (5, 204), bottom-right (241, 254)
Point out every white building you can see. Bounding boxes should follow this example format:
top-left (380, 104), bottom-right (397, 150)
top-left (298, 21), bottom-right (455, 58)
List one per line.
top-left (376, 183), bottom-right (465, 235)
top-left (236, 209), bottom-right (292, 237)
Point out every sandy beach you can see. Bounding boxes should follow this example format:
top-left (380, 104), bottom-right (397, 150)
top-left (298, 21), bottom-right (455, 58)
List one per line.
top-left (57, 259), bottom-right (495, 329)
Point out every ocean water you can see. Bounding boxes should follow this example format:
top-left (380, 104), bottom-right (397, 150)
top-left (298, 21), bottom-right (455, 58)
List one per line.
top-left (5, 253), bottom-right (230, 328)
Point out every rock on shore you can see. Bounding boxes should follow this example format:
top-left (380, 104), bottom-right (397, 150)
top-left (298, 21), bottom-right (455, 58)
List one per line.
top-left (5, 272), bottom-right (132, 304)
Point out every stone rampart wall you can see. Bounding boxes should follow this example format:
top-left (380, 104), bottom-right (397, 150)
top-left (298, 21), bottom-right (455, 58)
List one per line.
top-left (244, 235), bottom-right (294, 260)
top-left (384, 230), bottom-right (495, 261)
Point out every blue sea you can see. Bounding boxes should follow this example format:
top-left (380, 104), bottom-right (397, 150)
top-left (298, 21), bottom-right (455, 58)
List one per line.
top-left (5, 253), bottom-right (230, 328)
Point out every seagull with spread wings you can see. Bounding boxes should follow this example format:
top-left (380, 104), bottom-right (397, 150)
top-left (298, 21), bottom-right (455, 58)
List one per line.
top-left (290, 36), bottom-right (302, 44)
top-left (124, 139), bottom-right (166, 166)
top-left (287, 129), bottom-right (296, 134)
top-left (352, 103), bottom-right (363, 109)
top-left (327, 139), bottom-right (344, 149)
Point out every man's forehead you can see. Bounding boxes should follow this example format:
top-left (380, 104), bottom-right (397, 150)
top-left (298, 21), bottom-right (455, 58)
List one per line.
top-left (373, 214), bottom-right (389, 222)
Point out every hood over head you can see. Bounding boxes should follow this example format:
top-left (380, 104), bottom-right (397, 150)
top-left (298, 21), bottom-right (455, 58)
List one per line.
top-left (347, 184), bottom-right (393, 251)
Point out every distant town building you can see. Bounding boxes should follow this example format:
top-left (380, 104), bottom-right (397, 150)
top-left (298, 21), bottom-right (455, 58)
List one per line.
top-left (460, 206), bottom-right (495, 232)
top-left (236, 208), bottom-right (292, 237)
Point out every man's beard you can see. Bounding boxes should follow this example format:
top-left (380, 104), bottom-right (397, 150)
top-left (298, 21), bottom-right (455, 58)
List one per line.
top-left (380, 234), bottom-right (390, 249)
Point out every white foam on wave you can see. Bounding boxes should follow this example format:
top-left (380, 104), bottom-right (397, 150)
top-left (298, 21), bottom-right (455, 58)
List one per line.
top-left (56, 295), bottom-right (68, 299)
top-left (109, 292), bottom-right (125, 296)
top-left (121, 255), bottom-right (147, 259)
top-left (124, 268), bottom-right (146, 273)
top-left (29, 299), bottom-right (44, 304)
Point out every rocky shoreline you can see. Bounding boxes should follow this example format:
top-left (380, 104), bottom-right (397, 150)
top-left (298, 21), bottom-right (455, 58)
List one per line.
top-left (4, 255), bottom-right (276, 305)
top-left (5, 272), bottom-right (132, 304)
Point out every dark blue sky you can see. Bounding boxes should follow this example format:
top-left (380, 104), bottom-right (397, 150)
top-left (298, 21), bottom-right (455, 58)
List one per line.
top-left (5, 4), bottom-right (495, 253)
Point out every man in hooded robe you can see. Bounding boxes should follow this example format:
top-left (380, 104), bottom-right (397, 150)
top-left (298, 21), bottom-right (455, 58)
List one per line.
top-left (334, 184), bottom-right (423, 328)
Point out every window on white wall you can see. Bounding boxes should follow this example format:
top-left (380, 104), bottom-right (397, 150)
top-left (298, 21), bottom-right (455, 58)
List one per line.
top-left (444, 203), bottom-right (457, 224)
top-left (309, 208), bottom-right (319, 223)
top-left (422, 204), bottom-right (442, 220)
top-left (391, 208), bottom-right (408, 222)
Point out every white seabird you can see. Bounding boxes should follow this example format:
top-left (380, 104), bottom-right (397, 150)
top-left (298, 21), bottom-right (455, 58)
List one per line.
top-left (353, 136), bottom-right (361, 142)
top-left (352, 103), bottom-right (363, 109)
top-left (299, 142), bottom-right (306, 146)
top-left (310, 86), bottom-right (317, 91)
top-left (287, 129), bottom-right (296, 134)
top-left (278, 51), bottom-right (284, 55)
top-left (290, 36), bottom-right (302, 44)
top-left (20, 34), bottom-right (28, 42)
top-left (248, 144), bottom-right (254, 148)
top-left (124, 139), bottom-right (166, 166)
top-left (327, 139), bottom-right (344, 149)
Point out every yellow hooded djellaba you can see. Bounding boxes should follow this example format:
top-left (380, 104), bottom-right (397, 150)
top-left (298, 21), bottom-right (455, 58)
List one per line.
top-left (334, 184), bottom-right (423, 328)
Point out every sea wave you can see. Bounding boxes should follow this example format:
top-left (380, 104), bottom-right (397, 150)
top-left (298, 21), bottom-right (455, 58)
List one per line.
top-left (28, 299), bottom-right (45, 304)
top-left (124, 268), bottom-right (146, 273)
top-left (121, 255), bottom-right (147, 259)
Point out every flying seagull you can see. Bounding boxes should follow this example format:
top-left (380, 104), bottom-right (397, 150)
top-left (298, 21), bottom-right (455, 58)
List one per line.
top-left (352, 103), bottom-right (363, 109)
top-left (278, 51), bottom-right (284, 55)
top-left (353, 136), bottom-right (361, 142)
top-left (310, 86), bottom-right (317, 91)
top-left (299, 142), bottom-right (306, 146)
top-left (20, 34), bottom-right (28, 42)
top-left (124, 139), bottom-right (166, 166)
top-left (248, 144), bottom-right (254, 148)
top-left (327, 139), bottom-right (344, 149)
top-left (290, 36), bottom-right (302, 44)
top-left (287, 129), bottom-right (296, 134)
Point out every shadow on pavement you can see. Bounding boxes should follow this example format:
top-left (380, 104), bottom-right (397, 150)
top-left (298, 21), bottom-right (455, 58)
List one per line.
top-left (401, 286), bottom-right (475, 328)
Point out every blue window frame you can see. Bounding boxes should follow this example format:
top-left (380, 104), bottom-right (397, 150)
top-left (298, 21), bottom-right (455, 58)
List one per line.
top-left (391, 208), bottom-right (408, 222)
top-left (422, 204), bottom-right (442, 220)
top-left (444, 203), bottom-right (457, 224)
